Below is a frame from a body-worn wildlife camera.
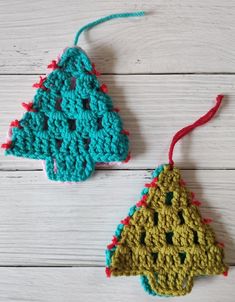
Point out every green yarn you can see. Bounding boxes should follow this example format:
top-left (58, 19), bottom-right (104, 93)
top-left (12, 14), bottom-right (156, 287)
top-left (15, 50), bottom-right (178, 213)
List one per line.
top-left (6, 47), bottom-right (129, 181)
top-left (105, 164), bottom-right (227, 296)
top-left (105, 164), bottom-right (164, 274)
top-left (140, 275), bottom-right (170, 297)
top-left (74, 11), bottom-right (145, 45)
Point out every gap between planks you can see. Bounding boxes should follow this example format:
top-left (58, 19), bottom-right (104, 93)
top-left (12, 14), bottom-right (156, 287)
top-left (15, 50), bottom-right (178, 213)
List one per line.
top-left (1, 168), bottom-right (235, 172)
top-left (0, 264), bottom-right (234, 268)
top-left (1, 73), bottom-right (235, 76)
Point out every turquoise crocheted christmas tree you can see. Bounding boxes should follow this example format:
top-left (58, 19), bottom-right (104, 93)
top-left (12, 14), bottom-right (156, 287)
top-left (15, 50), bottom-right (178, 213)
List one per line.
top-left (3, 46), bottom-right (130, 181)
top-left (2, 12), bottom-right (145, 181)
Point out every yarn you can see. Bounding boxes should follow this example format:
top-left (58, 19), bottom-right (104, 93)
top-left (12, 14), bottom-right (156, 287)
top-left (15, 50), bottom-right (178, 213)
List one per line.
top-left (105, 96), bottom-right (228, 296)
top-left (74, 11), bottom-right (145, 46)
top-left (168, 94), bottom-right (223, 166)
top-left (2, 12), bottom-right (145, 182)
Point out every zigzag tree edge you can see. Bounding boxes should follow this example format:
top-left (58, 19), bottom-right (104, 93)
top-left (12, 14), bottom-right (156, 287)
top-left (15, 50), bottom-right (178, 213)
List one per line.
top-left (3, 47), bottom-right (130, 181)
top-left (105, 164), bottom-right (227, 296)
top-left (105, 164), bottom-right (167, 297)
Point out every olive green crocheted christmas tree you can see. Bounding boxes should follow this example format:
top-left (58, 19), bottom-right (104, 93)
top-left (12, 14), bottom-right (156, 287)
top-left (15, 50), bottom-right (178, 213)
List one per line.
top-left (2, 12), bottom-right (145, 182)
top-left (105, 96), bottom-right (228, 296)
top-left (106, 164), bottom-right (227, 296)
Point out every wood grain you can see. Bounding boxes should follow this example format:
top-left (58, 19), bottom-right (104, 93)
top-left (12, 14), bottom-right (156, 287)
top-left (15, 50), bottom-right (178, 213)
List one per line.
top-left (0, 169), bottom-right (234, 266)
top-left (0, 0), bottom-right (235, 74)
top-left (1, 1), bottom-right (235, 300)
top-left (0, 267), bottom-right (233, 302)
top-left (0, 74), bottom-right (234, 170)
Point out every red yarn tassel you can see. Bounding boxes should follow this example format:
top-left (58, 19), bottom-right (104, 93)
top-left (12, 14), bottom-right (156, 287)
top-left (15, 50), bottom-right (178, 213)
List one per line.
top-left (107, 236), bottom-right (119, 250)
top-left (145, 182), bottom-right (155, 188)
top-left (10, 119), bottom-right (21, 128)
top-left (33, 76), bottom-right (46, 89)
top-left (91, 63), bottom-right (101, 76)
top-left (203, 218), bottom-right (213, 224)
top-left (191, 200), bottom-right (201, 206)
top-left (22, 102), bottom-right (36, 112)
top-left (1, 141), bottom-right (12, 149)
top-left (123, 152), bottom-right (131, 163)
top-left (168, 95), bottom-right (223, 166)
top-left (105, 267), bottom-right (112, 278)
top-left (121, 216), bottom-right (131, 225)
top-left (223, 270), bottom-right (228, 277)
top-left (217, 242), bottom-right (225, 248)
top-left (136, 200), bottom-right (147, 207)
top-left (142, 194), bottom-right (148, 201)
top-left (180, 179), bottom-right (186, 186)
top-left (121, 129), bottom-right (130, 136)
top-left (136, 195), bottom-right (148, 207)
top-left (145, 177), bottom-right (158, 188)
top-left (47, 60), bottom-right (59, 70)
top-left (100, 83), bottom-right (108, 93)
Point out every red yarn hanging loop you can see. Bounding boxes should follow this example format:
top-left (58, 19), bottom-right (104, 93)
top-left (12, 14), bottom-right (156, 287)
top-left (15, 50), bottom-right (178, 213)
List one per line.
top-left (168, 95), bottom-right (224, 166)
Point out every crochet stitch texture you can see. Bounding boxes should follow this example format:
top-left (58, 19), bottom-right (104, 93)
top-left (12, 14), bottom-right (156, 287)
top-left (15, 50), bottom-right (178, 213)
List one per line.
top-left (106, 164), bottom-right (227, 296)
top-left (5, 47), bottom-right (129, 181)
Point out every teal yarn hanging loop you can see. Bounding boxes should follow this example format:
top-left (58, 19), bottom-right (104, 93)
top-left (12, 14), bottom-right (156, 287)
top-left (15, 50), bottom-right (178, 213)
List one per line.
top-left (73, 11), bottom-right (145, 45)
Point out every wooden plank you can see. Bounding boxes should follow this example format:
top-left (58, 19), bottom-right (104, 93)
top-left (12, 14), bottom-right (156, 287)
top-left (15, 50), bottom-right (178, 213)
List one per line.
top-left (0, 75), bottom-right (235, 170)
top-left (0, 169), bottom-right (234, 266)
top-left (1, 0), bottom-right (235, 74)
top-left (0, 267), bottom-right (233, 302)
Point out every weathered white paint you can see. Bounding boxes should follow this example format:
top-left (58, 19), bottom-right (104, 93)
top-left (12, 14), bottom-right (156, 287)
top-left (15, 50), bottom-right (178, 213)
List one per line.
top-left (0, 0), bottom-right (235, 73)
top-left (0, 267), bottom-right (234, 302)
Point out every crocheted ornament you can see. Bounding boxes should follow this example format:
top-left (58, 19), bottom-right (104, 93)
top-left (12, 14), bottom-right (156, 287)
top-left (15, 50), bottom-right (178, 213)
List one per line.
top-left (2, 12), bottom-right (144, 182)
top-left (105, 95), bottom-right (228, 296)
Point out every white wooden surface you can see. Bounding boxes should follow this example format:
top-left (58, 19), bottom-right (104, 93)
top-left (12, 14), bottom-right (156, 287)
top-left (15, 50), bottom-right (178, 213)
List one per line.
top-left (1, 0), bottom-right (235, 74)
top-left (0, 267), bottom-right (234, 302)
top-left (0, 1), bottom-right (235, 301)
